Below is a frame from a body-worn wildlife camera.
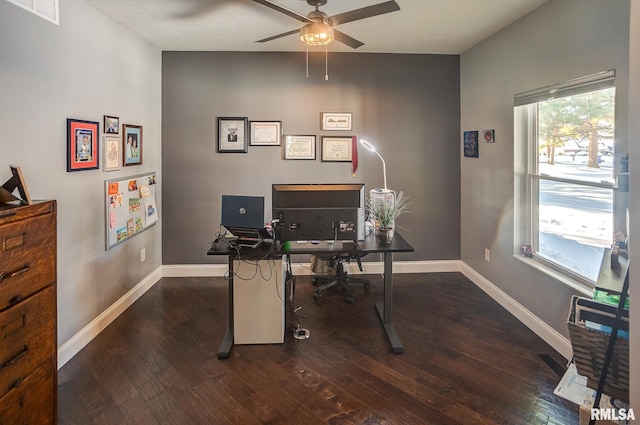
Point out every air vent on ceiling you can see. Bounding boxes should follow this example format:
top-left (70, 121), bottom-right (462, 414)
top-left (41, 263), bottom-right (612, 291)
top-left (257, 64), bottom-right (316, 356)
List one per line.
top-left (5, 0), bottom-right (59, 25)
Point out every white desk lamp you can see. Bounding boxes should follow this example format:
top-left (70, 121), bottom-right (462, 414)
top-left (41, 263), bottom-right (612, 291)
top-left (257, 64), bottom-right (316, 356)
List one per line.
top-left (359, 139), bottom-right (396, 238)
top-left (359, 139), bottom-right (388, 190)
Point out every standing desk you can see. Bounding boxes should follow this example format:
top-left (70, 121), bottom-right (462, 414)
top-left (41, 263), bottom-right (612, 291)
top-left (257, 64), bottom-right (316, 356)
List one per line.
top-left (207, 232), bottom-right (414, 358)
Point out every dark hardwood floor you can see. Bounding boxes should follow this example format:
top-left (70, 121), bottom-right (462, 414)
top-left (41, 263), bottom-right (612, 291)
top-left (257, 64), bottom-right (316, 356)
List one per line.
top-left (58, 271), bottom-right (578, 424)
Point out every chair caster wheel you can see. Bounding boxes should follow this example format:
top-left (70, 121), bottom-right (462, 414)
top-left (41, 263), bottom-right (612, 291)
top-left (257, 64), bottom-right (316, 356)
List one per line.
top-left (364, 283), bottom-right (370, 291)
top-left (313, 292), bottom-right (320, 300)
top-left (347, 296), bottom-right (355, 304)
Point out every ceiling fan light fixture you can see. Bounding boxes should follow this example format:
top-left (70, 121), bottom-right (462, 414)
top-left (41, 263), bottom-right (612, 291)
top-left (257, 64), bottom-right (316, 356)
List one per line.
top-left (300, 22), bottom-right (334, 46)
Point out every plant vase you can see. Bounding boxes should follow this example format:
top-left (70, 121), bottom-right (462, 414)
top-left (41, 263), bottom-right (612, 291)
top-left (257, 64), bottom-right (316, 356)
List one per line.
top-left (377, 226), bottom-right (394, 244)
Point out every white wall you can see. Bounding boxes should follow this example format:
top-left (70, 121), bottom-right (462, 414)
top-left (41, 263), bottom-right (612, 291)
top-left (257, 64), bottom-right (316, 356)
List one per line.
top-left (628, 0), bottom-right (639, 413)
top-left (461, 0), bottom-right (634, 406)
top-left (460, 0), bottom-right (629, 338)
top-left (0, 0), bottom-right (162, 348)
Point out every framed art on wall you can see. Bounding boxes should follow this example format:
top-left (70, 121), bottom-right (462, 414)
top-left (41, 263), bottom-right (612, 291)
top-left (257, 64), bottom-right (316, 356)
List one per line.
top-left (218, 117), bottom-right (248, 152)
top-left (463, 130), bottom-right (479, 158)
top-left (123, 124), bottom-right (143, 166)
top-left (284, 135), bottom-right (316, 160)
top-left (103, 135), bottom-right (121, 171)
top-left (483, 129), bottom-right (495, 143)
top-left (67, 118), bottom-right (99, 172)
top-left (250, 121), bottom-right (281, 146)
top-left (104, 115), bottom-right (119, 134)
top-left (321, 112), bottom-right (352, 131)
top-left (321, 136), bottom-right (353, 162)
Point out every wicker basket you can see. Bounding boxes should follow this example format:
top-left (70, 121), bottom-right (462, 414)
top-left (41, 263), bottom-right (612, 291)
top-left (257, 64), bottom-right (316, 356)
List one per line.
top-left (567, 295), bottom-right (629, 402)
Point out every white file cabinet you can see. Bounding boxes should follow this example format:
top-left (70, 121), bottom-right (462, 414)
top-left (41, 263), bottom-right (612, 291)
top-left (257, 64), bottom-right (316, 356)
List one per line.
top-left (233, 259), bottom-right (285, 344)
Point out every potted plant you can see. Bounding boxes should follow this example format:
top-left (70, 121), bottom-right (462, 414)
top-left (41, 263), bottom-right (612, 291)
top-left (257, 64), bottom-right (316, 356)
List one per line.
top-left (366, 190), bottom-right (411, 243)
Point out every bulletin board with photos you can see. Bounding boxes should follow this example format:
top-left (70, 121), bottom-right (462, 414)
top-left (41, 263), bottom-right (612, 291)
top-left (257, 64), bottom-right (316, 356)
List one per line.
top-left (105, 172), bottom-right (158, 250)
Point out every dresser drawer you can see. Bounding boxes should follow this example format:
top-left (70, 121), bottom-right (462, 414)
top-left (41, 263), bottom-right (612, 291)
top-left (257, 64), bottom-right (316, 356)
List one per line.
top-left (0, 212), bottom-right (56, 311)
top-left (0, 286), bottom-right (55, 400)
top-left (0, 360), bottom-right (55, 425)
top-left (0, 202), bottom-right (54, 227)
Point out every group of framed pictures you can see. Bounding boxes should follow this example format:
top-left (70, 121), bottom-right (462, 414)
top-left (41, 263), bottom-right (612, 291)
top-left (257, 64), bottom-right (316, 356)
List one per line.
top-left (463, 129), bottom-right (495, 158)
top-left (66, 115), bottom-right (143, 172)
top-left (217, 112), bottom-right (354, 162)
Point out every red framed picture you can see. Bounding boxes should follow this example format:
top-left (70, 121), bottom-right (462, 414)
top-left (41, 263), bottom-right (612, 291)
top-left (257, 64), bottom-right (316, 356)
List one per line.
top-left (67, 118), bottom-right (99, 171)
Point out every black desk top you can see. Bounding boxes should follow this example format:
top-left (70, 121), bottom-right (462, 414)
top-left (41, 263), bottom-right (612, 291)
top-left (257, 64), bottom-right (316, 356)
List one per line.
top-left (207, 232), bottom-right (414, 256)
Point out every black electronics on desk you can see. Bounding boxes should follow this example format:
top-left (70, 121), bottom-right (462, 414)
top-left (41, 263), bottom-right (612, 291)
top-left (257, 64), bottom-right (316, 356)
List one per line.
top-left (272, 183), bottom-right (365, 241)
top-left (221, 194), bottom-right (271, 247)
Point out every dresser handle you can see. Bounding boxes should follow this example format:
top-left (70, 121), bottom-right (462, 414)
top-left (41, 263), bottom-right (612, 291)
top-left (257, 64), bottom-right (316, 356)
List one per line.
top-left (0, 345), bottom-right (29, 370)
top-left (7, 294), bottom-right (23, 305)
top-left (0, 263), bottom-right (30, 283)
top-left (8, 377), bottom-right (23, 391)
top-left (0, 210), bottom-right (16, 219)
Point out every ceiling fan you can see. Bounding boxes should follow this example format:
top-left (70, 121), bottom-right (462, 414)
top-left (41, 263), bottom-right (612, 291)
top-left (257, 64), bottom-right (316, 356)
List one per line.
top-left (252, 0), bottom-right (401, 49)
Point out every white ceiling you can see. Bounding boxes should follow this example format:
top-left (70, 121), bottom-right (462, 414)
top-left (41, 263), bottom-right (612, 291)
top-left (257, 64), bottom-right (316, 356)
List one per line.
top-left (84, 0), bottom-right (549, 54)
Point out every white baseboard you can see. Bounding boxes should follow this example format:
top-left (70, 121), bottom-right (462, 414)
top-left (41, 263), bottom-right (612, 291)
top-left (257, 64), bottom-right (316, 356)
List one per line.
top-left (459, 263), bottom-right (572, 359)
top-left (58, 260), bottom-right (571, 369)
top-left (162, 263), bottom-right (228, 277)
top-left (57, 266), bottom-right (163, 369)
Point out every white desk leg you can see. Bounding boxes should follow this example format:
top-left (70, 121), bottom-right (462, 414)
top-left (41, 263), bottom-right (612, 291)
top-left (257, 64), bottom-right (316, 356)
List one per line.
top-left (375, 251), bottom-right (404, 353)
top-left (218, 256), bottom-right (234, 359)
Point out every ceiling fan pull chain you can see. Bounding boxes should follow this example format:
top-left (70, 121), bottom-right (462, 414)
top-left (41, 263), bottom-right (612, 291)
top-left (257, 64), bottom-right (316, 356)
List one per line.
top-left (325, 45), bottom-right (329, 80)
top-left (306, 45), bottom-right (309, 78)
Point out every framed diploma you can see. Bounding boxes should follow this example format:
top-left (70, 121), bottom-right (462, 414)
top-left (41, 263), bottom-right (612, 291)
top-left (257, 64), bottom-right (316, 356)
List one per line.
top-left (284, 135), bottom-right (316, 160)
top-left (321, 112), bottom-right (352, 131)
top-left (321, 136), bottom-right (353, 162)
top-left (250, 121), bottom-right (282, 146)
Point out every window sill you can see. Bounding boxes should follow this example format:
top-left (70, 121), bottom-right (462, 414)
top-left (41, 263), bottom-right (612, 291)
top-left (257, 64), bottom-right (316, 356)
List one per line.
top-left (512, 254), bottom-right (593, 297)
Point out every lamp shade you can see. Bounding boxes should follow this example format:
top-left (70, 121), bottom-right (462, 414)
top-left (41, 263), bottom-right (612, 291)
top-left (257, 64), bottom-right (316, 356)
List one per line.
top-left (300, 22), bottom-right (334, 46)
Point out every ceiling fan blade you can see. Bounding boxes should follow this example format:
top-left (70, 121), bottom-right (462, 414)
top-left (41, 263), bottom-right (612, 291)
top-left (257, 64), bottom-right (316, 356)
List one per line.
top-left (251, 0), bottom-right (312, 23)
top-left (333, 29), bottom-right (364, 49)
top-left (255, 28), bottom-right (300, 43)
top-left (329, 0), bottom-right (400, 26)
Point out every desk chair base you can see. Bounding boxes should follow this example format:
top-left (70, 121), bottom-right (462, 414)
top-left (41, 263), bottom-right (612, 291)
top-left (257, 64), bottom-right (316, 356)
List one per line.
top-left (312, 261), bottom-right (370, 303)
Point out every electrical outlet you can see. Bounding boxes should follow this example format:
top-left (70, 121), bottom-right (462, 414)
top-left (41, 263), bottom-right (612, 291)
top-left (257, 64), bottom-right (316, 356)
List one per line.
top-left (484, 248), bottom-right (490, 262)
top-left (140, 248), bottom-right (146, 262)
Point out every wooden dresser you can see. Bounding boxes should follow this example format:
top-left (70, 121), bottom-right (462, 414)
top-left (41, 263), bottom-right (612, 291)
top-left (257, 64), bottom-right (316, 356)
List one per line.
top-left (0, 201), bottom-right (57, 425)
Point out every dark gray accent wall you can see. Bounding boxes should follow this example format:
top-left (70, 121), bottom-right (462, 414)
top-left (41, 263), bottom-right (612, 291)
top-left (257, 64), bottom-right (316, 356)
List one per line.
top-left (162, 52), bottom-right (460, 264)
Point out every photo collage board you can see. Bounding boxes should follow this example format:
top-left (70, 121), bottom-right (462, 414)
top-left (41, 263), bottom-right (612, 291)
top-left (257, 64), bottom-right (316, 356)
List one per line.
top-left (105, 172), bottom-right (158, 249)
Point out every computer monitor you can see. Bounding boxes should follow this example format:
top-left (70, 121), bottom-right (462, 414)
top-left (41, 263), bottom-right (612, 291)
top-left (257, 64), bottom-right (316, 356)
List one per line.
top-left (272, 183), bottom-right (365, 242)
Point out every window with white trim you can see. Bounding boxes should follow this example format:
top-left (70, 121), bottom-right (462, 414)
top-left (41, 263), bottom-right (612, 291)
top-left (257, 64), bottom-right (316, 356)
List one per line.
top-left (515, 71), bottom-right (617, 284)
top-left (5, 0), bottom-right (59, 25)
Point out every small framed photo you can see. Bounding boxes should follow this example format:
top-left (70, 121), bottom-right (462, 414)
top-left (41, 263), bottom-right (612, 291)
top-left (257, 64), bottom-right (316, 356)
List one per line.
top-left (463, 130), bottom-right (479, 158)
top-left (67, 118), bottom-right (99, 172)
top-left (321, 112), bottom-right (352, 131)
top-left (483, 129), bottom-right (495, 143)
top-left (0, 166), bottom-right (31, 205)
top-left (284, 135), bottom-right (316, 160)
top-left (103, 135), bottom-right (121, 171)
top-left (104, 115), bottom-right (119, 134)
top-left (250, 121), bottom-right (282, 146)
top-left (218, 117), bottom-right (248, 153)
top-left (321, 136), bottom-right (353, 162)
top-left (123, 124), bottom-right (143, 166)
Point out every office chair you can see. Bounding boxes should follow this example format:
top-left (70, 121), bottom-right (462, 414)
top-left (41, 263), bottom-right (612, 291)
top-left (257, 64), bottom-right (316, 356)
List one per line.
top-left (311, 253), bottom-right (370, 303)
